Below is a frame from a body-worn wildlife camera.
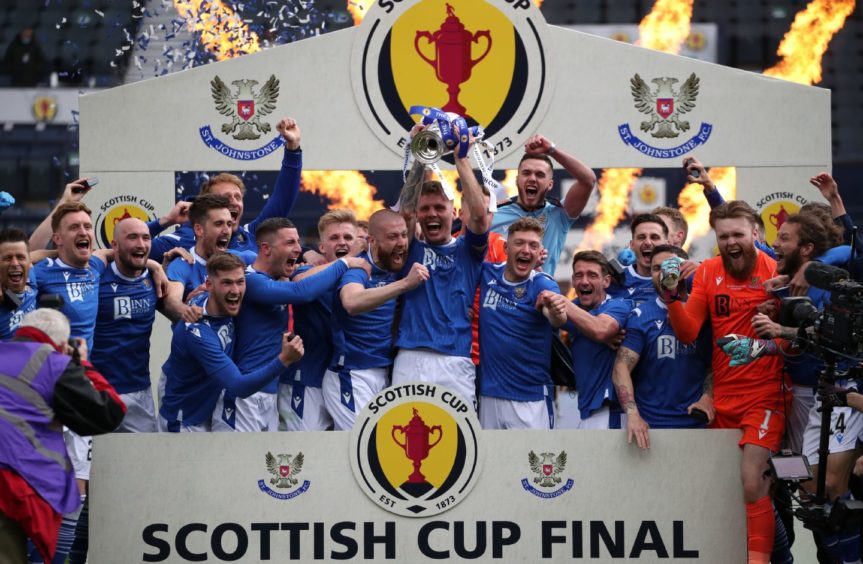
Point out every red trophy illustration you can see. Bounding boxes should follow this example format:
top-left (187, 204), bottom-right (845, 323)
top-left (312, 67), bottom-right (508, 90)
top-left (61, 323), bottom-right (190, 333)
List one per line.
top-left (392, 407), bottom-right (443, 486)
top-left (415, 4), bottom-right (492, 118)
top-left (769, 205), bottom-right (790, 230)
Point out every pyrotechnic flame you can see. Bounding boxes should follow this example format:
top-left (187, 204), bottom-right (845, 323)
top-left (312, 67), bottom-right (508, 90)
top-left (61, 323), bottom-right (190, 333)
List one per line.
top-left (501, 170), bottom-right (518, 198)
top-left (578, 168), bottom-right (643, 251)
top-left (301, 171), bottom-right (386, 221)
top-left (677, 167), bottom-right (736, 249)
top-left (173, 0), bottom-right (261, 60)
top-left (347, 0), bottom-right (374, 25)
top-left (636, 0), bottom-right (694, 53)
top-left (763, 0), bottom-right (855, 85)
top-left (583, 0), bottom-right (693, 250)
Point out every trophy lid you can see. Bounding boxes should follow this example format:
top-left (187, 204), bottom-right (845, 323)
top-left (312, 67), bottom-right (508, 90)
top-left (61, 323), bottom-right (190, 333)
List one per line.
top-left (441, 3), bottom-right (465, 33)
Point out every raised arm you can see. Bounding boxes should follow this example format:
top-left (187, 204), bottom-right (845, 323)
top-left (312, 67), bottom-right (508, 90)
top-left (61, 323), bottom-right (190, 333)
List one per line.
top-left (247, 118), bottom-right (303, 236)
top-left (456, 134), bottom-right (490, 235)
top-left (29, 178), bottom-right (90, 249)
top-left (524, 134), bottom-right (596, 219)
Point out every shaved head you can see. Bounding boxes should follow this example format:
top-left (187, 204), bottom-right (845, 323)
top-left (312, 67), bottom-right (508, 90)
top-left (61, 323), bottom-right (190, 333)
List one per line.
top-left (368, 209), bottom-right (408, 273)
top-left (369, 209), bottom-right (404, 237)
top-left (113, 217), bottom-right (148, 242)
top-left (112, 217), bottom-right (151, 276)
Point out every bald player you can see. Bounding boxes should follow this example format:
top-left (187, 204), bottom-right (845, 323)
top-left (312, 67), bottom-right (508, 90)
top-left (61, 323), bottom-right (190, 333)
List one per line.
top-left (91, 218), bottom-right (159, 432)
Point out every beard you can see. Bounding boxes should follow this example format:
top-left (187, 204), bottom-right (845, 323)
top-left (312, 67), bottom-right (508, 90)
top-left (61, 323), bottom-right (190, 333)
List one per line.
top-left (721, 243), bottom-right (758, 280)
top-left (777, 247), bottom-right (803, 276)
top-left (376, 245), bottom-right (405, 273)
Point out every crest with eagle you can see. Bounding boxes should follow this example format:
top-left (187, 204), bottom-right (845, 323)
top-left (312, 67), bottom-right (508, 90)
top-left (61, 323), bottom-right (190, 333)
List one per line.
top-left (265, 451), bottom-right (303, 489)
top-left (528, 450), bottom-right (567, 488)
top-left (210, 75), bottom-right (280, 140)
top-left (630, 73), bottom-right (700, 139)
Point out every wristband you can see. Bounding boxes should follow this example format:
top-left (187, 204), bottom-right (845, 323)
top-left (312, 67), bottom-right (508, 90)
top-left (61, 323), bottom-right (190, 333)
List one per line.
top-left (548, 143), bottom-right (556, 155)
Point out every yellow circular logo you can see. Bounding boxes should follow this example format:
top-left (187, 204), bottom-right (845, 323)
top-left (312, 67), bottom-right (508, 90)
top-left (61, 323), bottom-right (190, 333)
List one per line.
top-left (350, 382), bottom-right (481, 517)
top-left (351, 0), bottom-right (552, 161)
top-left (94, 196), bottom-right (157, 249)
top-left (32, 96), bottom-right (58, 122)
top-left (760, 201), bottom-right (800, 247)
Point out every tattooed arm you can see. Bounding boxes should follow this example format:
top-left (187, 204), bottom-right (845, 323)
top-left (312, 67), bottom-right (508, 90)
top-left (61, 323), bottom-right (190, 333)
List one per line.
top-left (612, 346), bottom-right (650, 449)
top-left (687, 369), bottom-right (716, 424)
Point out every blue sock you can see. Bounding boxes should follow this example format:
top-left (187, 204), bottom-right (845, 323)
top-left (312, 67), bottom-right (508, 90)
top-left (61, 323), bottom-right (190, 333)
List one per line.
top-left (27, 495), bottom-right (84, 563)
top-left (69, 495), bottom-right (89, 564)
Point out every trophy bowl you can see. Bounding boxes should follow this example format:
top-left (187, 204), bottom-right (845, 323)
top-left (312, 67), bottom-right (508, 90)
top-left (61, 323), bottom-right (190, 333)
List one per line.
top-left (411, 128), bottom-right (447, 165)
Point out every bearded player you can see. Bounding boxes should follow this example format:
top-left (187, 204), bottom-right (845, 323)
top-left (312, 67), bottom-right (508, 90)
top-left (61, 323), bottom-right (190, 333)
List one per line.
top-left (665, 200), bottom-right (785, 564)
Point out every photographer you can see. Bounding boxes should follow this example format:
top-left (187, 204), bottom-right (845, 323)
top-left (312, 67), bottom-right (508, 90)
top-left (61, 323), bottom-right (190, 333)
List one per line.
top-left (738, 213), bottom-right (861, 563)
top-left (0, 309), bottom-right (126, 563)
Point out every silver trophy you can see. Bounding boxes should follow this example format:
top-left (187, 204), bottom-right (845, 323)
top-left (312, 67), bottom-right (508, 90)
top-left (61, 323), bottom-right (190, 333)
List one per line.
top-left (410, 122), bottom-right (451, 165)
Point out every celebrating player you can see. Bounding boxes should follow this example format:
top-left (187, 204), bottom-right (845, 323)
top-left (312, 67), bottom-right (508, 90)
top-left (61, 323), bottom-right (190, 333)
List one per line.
top-left (0, 227), bottom-right (37, 339)
top-left (612, 245), bottom-right (713, 449)
top-left (490, 134), bottom-right (596, 276)
top-left (159, 253), bottom-right (303, 432)
top-left (665, 200), bottom-right (786, 564)
top-left (325, 209), bottom-right (428, 430)
top-left (477, 217), bottom-right (566, 429)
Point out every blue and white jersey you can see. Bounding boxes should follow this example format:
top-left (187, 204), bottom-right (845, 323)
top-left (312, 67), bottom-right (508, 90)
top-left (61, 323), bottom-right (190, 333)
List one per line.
top-left (32, 256), bottom-right (106, 350)
top-left (149, 149), bottom-right (303, 262)
top-left (160, 299), bottom-right (238, 428)
top-left (396, 230), bottom-right (487, 358)
top-left (607, 264), bottom-right (655, 307)
top-left (165, 247), bottom-right (207, 301)
top-left (91, 262), bottom-right (158, 394)
top-left (565, 296), bottom-right (631, 419)
top-left (166, 247), bottom-right (256, 301)
top-left (622, 298), bottom-right (710, 428)
top-left (281, 264), bottom-right (336, 389)
top-left (490, 199), bottom-right (574, 276)
top-left (233, 260), bottom-right (348, 394)
top-left (331, 252), bottom-right (400, 371)
top-left (0, 270), bottom-right (37, 340)
top-left (478, 264), bottom-right (560, 401)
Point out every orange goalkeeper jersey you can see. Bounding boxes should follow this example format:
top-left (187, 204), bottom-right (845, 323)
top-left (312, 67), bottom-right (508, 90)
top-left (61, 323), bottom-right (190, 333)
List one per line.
top-left (667, 250), bottom-right (783, 396)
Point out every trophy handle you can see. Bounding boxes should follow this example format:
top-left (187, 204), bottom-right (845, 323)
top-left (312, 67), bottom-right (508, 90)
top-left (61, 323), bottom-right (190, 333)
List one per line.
top-left (428, 425), bottom-right (443, 449)
top-left (414, 31), bottom-right (437, 67)
top-left (392, 426), bottom-right (407, 449)
top-left (471, 30), bottom-right (492, 66)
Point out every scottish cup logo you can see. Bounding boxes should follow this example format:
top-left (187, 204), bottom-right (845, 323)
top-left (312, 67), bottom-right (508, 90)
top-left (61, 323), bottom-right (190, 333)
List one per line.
top-left (351, 0), bottom-right (552, 161)
top-left (350, 383), bottom-right (481, 517)
top-left (618, 72), bottom-right (713, 159)
top-left (199, 74), bottom-right (285, 160)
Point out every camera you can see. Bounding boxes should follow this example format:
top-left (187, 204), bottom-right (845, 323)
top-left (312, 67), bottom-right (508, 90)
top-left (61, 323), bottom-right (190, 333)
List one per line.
top-left (778, 263), bottom-right (863, 360)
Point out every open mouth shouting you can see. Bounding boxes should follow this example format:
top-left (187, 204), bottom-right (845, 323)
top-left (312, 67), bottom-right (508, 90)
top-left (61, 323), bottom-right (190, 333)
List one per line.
top-left (75, 236), bottom-right (91, 255)
top-left (216, 235), bottom-right (230, 252)
top-left (5, 266), bottom-right (25, 291)
top-left (334, 246), bottom-right (350, 258)
top-left (224, 292), bottom-right (242, 314)
top-left (424, 220), bottom-right (443, 240)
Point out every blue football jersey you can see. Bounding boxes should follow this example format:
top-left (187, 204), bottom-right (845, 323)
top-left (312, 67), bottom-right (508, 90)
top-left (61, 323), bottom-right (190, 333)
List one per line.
top-left (91, 262), bottom-right (158, 393)
top-left (607, 264), bottom-right (655, 307)
top-left (622, 298), bottom-right (711, 428)
top-left (165, 247), bottom-right (208, 301)
top-left (490, 199), bottom-right (574, 276)
top-left (478, 264), bottom-right (560, 401)
top-left (233, 260), bottom-right (348, 394)
top-left (281, 264), bottom-right (336, 389)
top-left (32, 256), bottom-right (106, 350)
top-left (331, 252), bottom-right (400, 371)
top-left (396, 230), bottom-right (487, 358)
top-left (160, 296), bottom-right (285, 428)
top-left (565, 296), bottom-right (631, 419)
top-left (0, 269), bottom-right (37, 340)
